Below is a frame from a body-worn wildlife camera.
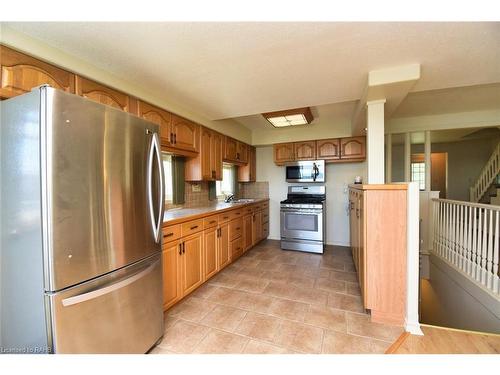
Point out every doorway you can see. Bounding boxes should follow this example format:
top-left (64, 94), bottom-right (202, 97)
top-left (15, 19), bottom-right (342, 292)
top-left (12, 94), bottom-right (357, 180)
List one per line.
top-left (411, 153), bottom-right (448, 198)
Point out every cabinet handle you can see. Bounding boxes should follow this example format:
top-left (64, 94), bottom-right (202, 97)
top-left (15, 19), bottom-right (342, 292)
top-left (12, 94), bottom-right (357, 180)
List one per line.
top-left (179, 243), bottom-right (182, 255)
top-left (164, 232), bottom-right (174, 237)
top-left (236, 247), bottom-right (241, 251)
top-left (170, 132), bottom-right (174, 143)
top-left (190, 225), bottom-right (199, 230)
top-left (356, 208), bottom-right (360, 218)
top-left (236, 227), bottom-right (240, 230)
top-left (209, 220), bottom-right (216, 224)
top-left (182, 242), bottom-right (185, 254)
top-left (223, 216), bottom-right (228, 220)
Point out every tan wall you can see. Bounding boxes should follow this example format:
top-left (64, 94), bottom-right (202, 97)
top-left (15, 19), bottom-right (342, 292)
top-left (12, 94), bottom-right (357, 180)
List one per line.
top-left (0, 25), bottom-right (252, 144)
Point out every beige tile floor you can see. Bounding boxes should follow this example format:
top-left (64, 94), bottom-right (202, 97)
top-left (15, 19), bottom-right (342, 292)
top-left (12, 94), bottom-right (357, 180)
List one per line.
top-left (150, 240), bottom-right (403, 354)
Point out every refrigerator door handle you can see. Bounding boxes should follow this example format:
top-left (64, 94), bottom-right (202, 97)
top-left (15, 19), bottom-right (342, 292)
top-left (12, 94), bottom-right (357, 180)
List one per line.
top-left (147, 131), bottom-right (164, 243)
top-left (61, 260), bottom-right (158, 307)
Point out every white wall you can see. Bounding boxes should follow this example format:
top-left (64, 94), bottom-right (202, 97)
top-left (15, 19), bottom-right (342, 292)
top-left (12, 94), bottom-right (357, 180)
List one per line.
top-left (256, 146), bottom-right (367, 246)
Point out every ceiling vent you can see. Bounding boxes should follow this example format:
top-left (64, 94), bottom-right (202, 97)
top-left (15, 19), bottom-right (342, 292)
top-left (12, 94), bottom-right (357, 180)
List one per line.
top-left (262, 107), bottom-right (314, 128)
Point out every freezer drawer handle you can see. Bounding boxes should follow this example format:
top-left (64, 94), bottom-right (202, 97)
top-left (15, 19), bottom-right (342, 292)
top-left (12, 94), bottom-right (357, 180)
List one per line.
top-left (61, 261), bottom-right (158, 307)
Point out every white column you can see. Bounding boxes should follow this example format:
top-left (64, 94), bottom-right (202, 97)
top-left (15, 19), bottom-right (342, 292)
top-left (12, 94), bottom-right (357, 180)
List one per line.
top-left (405, 181), bottom-right (424, 335)
top-left (404, 132), bottom-right (411, 182)
top-left (366, 99), bottom-right (386, 184)
top-left (386, 133), bottom-right (392, 183)
top-left (424, 130), bottom-right (431, 192)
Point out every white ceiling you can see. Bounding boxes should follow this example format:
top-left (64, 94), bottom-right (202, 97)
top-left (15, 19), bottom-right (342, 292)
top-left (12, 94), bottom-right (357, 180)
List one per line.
top-left (4, 22), bottom-right (500, 122)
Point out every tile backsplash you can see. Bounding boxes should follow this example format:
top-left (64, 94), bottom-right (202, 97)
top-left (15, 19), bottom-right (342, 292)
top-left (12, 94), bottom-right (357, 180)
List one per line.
top-left (238, 181), bottom-right (269, 199)
top-left (185, 182), bottom-right (211, 205)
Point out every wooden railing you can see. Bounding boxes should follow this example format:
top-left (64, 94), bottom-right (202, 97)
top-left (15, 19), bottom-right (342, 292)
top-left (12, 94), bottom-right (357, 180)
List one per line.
top-left (432, 198), bottom-right (499, 297)
top-left (469, 142), bottom-right (500, 203)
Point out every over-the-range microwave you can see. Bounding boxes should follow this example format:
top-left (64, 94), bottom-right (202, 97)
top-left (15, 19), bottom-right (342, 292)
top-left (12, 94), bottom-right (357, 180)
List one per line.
top-left (285, 160), bottom-right (325, 182)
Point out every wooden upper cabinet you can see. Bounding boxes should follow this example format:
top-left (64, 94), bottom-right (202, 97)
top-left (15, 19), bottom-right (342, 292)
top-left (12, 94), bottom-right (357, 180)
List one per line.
top-left (213, 132), bottom-right (223, 180)
top-left (170, 114), bottom-right (199, 153)
top-left (238, 146), bottom-right (256, 182)
top-left (273, 143), bottom-right (295, 164)
top-left (76, 76), bottom-right (132, 113)
top-left (137, 100), bottom-right (172, 145)
top-left (237, 141), bottom-right (248, 163)
top-left (224, 137), bottom-right (238, 162)
top-left (294, 141), bottom-right (317, 160)
top-left (0, 45), bottom-right (75, 99)
top-left (201, 127), bottom-right (214, 180)
top-left (317, 138), bottom-right (340, 160)
top-left (341, 136), bottom-right (366, 160)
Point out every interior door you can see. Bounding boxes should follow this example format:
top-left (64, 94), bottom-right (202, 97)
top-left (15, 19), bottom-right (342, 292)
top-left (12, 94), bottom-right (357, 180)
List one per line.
top-left (45, 88), bottom-right (163, 292)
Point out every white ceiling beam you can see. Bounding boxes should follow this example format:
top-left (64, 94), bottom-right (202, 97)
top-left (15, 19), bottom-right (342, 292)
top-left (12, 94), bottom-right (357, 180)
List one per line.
top-left (352, 64), bottom-right (421, 135)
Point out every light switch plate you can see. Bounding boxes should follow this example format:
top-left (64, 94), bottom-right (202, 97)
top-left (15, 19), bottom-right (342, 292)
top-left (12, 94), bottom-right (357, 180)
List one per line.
top-left (191, 183), bottom-right (201, 192)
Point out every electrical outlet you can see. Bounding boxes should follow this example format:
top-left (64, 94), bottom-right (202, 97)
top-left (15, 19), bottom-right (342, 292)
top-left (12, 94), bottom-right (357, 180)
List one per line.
top-left (191, 183), bottom-right (201, 192)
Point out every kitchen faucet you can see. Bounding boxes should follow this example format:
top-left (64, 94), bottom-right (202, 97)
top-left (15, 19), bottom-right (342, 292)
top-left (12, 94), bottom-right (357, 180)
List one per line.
top-left (224, 194), bottom-right (235, 203)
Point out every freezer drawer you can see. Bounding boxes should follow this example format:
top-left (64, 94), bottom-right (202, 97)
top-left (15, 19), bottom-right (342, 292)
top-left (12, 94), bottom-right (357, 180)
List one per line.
top-left (45, 254), bottom-right (163, 353)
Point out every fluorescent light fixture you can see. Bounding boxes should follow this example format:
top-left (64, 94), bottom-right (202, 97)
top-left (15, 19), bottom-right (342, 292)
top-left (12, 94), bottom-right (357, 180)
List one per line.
top-left (262, 107), bottom-right (313, 128)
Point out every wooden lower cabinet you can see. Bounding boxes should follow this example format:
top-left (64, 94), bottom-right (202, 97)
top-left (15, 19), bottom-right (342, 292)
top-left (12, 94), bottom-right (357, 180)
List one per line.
top-left (203, 227), bottom-right (218, 280)
top-left (252, 210), bottom-right (262, 245)
top-left (180, 232), bottom-right (204, 296)
top-left (348, 185), bottom-right (407, 326)
top-left (243, 214), bottom-right (253, 251)
top-left (217, 222), bottom-right (230, 270)
top-left (162, 240), bottom-right (182, 310)
top-left (163, 200), bottom-right (269, 311)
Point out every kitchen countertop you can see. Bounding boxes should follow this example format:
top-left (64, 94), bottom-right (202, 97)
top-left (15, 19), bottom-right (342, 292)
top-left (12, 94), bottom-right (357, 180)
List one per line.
top-left (349, 183), bottom-right (408, 190)
top-left (163, 198), bottom-right (269, 226)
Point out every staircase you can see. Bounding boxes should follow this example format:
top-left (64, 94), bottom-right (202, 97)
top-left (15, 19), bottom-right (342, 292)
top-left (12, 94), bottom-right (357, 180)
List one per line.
top-left (470, 141), bottom-right (500, 204)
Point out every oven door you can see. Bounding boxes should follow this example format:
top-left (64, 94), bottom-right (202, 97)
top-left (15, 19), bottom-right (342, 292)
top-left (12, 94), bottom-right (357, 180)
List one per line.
top-left (280, 208), bottom-right (323, 241)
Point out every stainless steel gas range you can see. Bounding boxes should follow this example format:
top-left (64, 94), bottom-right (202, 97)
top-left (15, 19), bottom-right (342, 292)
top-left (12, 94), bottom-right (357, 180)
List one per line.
top-left (280, 185), bottom-right (326, 254)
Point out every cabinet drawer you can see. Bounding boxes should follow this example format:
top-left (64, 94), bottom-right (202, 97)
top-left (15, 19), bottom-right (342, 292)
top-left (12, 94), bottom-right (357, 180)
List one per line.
top-left (181, 219), bottom-right (204, 237)
top-left (242, 206), bottom-right (254, 215)
top-left (162, 225), bottom-right (181, 243)
top-left (218, 212), bottom-right (231, 223)
top-left (262, 201), bottom-right (269, 210)
top-left (203, 216), bottom-right (218, 229)
top-left (262, 210), bottom-right (269, 224)
top-left (229, 209), bottom-right (242, 220)
top-left (229, 217), bottom-right (243, 241)
top-left (230, 237), bottom-right (243, 261)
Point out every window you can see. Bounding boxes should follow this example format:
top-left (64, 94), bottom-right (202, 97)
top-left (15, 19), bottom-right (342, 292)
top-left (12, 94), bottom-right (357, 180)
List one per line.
top-left (216, 164), bottom-right (235, 199)
top-left (411, 162), bottom-right (425, 190)
top-left (162, 153), bottom-right (173, 204)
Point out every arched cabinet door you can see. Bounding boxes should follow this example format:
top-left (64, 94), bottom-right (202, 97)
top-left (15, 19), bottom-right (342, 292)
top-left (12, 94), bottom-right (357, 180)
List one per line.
top-left (76, 76), bottom-right (132, 113)
top-left (273, 143), bottom-right (295, 164)
top-left (340, 137), bottom-right (366, 160)
top-left (170, 114), bottom-right (199, 153)
top-left (137, 100), bottom-right (172, 145)
top-left (317, 139), bottom-right (340, 160)
top-left (0, 45), bottom-right (75, 99)
top-left (294, 141), bottom-right (317, 160)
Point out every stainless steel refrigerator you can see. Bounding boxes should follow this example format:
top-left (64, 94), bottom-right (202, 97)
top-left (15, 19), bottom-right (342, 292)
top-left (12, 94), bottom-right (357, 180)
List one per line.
top-left (0, 86), bottom-right (165, 353)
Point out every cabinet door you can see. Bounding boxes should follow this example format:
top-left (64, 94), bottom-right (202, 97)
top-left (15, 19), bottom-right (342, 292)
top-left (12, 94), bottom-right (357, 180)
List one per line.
top-left (273, 143), bottom-right (295, 164)
top-left (137, 100), bottom-right (172, 145)
top-left (238, 146), bottom-right (256, 182)
top-left (252, 211), bottom-right (262, 245)
top-left (180, 232), bottom-right (203, 296)
top-left (75, 76), bottom-right (132, 112)
top-left (243, 214), bottom-right (253, 251)
top-left (162, 240), bottom-right (182, 310)
top-left (217, 224), bottom-right (230, 270)
top-left (171, 114), bottom-right (199, 153)
top-left (237, 142), bottom-right (248, 164)
top-left (0, 45), bottom-right (75, 99)
top-left (213, 132), bottom-right (223, 180)
top-left (340, 137), bottom-right (366, 160)
top-left (224, 137), bottom-right (238, 162)
top-left (200, 127), bottom-right (214, 180)
top-left (358, 192), bottom-right (367, 307)
top-left (294, 141), bottom-right (316, 160)
top-left (203, 228), bottom-right (218, 281)
top-left (317, 139), bottom-right (340, 160)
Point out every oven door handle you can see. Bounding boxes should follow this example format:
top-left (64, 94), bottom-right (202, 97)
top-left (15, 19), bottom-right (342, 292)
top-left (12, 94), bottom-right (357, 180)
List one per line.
top-left (281, 209), bottom-right (323, 215)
